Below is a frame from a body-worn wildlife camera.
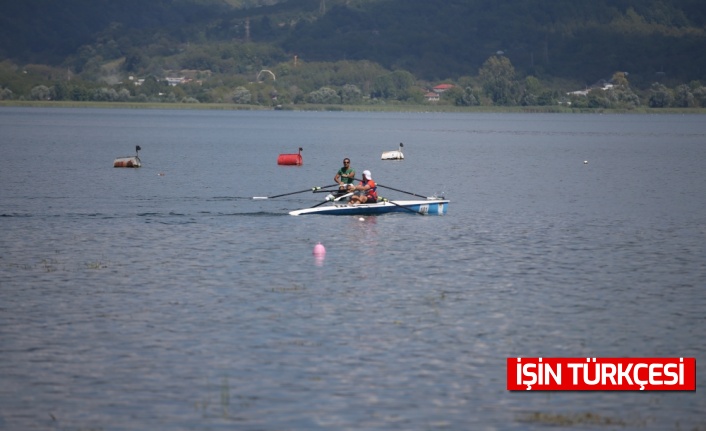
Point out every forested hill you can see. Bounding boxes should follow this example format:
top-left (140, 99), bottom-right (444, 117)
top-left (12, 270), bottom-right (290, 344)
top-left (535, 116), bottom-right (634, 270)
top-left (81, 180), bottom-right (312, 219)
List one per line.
top-left (285, 0), bottom-right (706, 85)
top-left (1, 0), bottom-right (705, 87)
top-left (0, 0), bottom-right (233, 64)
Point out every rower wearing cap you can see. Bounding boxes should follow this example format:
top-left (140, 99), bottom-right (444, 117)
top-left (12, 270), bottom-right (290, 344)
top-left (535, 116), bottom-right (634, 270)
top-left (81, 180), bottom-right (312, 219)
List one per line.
top-left (348, 170), bottom-right (378, 205)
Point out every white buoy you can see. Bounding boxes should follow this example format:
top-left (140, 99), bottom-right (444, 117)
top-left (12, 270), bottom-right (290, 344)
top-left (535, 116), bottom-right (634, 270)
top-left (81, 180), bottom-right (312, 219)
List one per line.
top-left (584, 160), bottom-right (588, 164)
top-left (381, 142), bottom-right (404, 160)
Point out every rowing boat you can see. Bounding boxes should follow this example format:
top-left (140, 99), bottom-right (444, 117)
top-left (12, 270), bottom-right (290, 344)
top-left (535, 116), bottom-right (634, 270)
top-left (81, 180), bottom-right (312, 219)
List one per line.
top-left (289, 199), bottom-right (449, 216)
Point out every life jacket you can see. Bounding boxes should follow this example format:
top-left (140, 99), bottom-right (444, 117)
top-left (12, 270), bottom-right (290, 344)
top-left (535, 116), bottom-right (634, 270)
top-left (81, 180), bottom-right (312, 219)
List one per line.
top-left (363, 179), bottom-right (378, 201)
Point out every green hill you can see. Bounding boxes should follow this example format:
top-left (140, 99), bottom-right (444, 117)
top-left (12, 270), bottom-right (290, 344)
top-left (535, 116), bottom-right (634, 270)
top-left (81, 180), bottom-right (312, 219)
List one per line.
top-left (0, 0), bottom-right (237, 64)
top-left (1, 0), bottom-right (705, 107)
top-left (282, 0), bottom-right (706, 87)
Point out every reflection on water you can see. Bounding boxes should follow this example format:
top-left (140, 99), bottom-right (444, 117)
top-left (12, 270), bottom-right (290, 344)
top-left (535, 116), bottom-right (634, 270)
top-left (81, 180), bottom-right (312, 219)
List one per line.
top-left (0, 108), bottom-right (705, 430)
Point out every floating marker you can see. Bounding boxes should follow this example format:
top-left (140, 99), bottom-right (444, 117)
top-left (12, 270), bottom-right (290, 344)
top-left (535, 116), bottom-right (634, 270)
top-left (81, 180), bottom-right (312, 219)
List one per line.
top-left (313, 242), bottom-right (326, 256)
top-left (278, 147), bottom-right (303, 165)
top-left (114, 145), bottom-right (142, 168)
top-left (381, 142), bottom-right (404, 160)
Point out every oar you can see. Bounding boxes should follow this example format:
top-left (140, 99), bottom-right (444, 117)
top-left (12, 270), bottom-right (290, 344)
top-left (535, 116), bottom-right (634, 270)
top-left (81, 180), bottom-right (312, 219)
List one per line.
top-left (376, 184), bottom-right (429, 199)
top-left (335, 192), bottom-right (354, 201)
top-left (253, 184), bottom-right (338, 200)
top-left (310, 192), bottom-right (353, 208)
top-left (381, 198), bottom-right (426, 216)
top-left (352, 178), bottom-right (429, 199)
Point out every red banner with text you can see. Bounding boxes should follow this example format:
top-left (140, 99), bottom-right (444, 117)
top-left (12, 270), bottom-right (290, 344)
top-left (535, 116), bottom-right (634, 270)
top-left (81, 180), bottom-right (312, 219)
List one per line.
top-left (507, 357), bottom-right (696, 391)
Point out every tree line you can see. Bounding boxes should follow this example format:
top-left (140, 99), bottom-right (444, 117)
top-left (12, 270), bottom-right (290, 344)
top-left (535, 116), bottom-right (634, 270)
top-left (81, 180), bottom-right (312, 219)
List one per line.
top-left (2, 56), bottom-right (705, 109)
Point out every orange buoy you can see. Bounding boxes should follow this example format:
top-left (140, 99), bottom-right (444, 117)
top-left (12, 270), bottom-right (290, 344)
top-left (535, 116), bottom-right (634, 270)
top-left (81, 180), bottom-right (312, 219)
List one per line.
top-left (113, 145), bottom-right (142, 168)
top-left (113, 157), bottom-right (141, 167)
top-left (277, 147), bottom-right (303, 166)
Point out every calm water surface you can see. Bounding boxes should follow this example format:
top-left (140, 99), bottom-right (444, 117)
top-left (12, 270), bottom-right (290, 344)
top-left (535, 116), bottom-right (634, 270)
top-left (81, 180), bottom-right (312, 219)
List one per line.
top-left (1, 107), bottom-right (705, 430)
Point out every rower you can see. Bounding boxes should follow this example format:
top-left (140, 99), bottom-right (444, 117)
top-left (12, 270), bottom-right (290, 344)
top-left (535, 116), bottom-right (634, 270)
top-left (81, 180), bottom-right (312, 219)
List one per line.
top-left (348, 170), bottom-right (378, 205)
top-left (333, 157), bottom-right (355, 197)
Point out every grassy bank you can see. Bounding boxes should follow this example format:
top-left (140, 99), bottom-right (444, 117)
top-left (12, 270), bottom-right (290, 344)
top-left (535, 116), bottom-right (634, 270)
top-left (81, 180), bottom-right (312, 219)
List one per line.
top-left (1, 100), bottom-right (705, 114)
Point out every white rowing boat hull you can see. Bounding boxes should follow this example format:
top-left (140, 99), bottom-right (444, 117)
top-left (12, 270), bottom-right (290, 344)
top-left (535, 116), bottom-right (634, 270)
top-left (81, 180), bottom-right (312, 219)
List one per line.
top-left (289, 199), bottom-right (449, 216)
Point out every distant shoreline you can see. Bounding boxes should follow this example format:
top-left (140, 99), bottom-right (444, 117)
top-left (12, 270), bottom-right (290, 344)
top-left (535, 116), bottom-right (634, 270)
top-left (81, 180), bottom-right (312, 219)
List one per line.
top-left (1, 100), bottom-right (704, 114)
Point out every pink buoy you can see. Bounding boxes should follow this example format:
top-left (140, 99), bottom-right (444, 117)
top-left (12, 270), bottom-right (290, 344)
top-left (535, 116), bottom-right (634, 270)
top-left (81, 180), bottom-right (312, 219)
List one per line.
top-left (277, 147), bottom-right (303, 165)
top-left (313, 242), bottom-right (326, 256)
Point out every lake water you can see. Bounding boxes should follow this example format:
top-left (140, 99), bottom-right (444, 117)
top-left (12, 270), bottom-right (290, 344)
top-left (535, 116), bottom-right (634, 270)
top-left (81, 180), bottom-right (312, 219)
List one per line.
top-left (1, 107), bottom-right (704, 430)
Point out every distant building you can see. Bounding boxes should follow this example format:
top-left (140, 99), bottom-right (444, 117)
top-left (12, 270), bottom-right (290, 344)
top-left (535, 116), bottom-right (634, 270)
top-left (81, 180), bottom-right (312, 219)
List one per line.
top-left (129, 75), bottom-right (192, 87)
top-left (567, 82), bottom-right (614, 97)
top-left (425, 92), bottom-right (440, 102)
top-left (433, 84), bottom-right (454, 93)
top-left (166, 77), bottom-right (189, 86)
